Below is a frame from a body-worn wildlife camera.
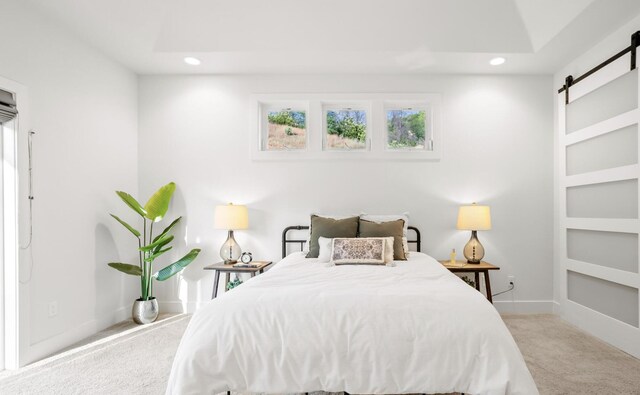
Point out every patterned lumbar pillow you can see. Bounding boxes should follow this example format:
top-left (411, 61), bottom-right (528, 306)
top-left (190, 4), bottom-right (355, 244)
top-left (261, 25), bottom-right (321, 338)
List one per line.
top-left (331, 238), bottom-right (387, 265)
top-left (320, 237), bottom-right (393, 264)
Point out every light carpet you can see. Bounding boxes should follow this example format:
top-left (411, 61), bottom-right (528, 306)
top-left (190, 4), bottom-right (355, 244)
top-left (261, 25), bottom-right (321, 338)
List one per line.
top-left (502, 314), bottom-right (640, 395)
top-left (1, 314), bottom-right (639, 394)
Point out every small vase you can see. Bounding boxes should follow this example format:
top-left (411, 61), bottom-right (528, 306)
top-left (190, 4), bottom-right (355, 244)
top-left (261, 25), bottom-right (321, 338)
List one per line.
top-left (132, 297), bottom-right (159, 325)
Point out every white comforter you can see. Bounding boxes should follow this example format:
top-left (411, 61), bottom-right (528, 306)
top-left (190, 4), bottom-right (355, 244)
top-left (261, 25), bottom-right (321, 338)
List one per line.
top-left (167, 252), bottom-right (538, 395)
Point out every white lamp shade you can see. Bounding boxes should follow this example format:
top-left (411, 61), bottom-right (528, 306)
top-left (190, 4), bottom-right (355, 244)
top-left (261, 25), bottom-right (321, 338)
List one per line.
top-left (457, 203), bottom-right (491, 230)
top-left (214, 203), bottom-right (249, 230)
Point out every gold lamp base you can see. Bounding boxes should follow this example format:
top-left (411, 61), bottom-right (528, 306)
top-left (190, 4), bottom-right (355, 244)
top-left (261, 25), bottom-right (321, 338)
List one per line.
top-left (463, 230), bottom-right (485, 264)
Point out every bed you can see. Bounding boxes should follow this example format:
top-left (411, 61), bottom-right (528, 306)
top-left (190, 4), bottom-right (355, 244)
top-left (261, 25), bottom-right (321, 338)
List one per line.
top-left (166, 226), bottom-right (537, 395)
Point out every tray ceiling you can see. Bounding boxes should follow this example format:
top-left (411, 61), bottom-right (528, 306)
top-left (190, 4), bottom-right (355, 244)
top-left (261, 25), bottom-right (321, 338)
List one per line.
top-left (24, 0), bottom-right (640, 74)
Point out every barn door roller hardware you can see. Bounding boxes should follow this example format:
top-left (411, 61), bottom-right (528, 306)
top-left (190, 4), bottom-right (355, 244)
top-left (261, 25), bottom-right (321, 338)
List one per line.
top-left (558, 30), bottom-right (640, 105)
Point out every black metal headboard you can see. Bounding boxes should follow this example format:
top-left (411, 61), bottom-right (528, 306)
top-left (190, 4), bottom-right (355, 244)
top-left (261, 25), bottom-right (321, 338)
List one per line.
top-left (281, 225), bottom-right (422, 258)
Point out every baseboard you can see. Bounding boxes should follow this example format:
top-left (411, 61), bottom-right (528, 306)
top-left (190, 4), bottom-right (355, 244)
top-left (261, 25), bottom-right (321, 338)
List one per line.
top-left (158, 300), bottom-right (205, 314)
top-left (551, 300), bottom-right (561, 315)
top-left (493, 300), bottom-right (555, 314)
top-left (24, 306), bottom-right (129, 366)
top-left (561, 300), bottom-right (640, 359)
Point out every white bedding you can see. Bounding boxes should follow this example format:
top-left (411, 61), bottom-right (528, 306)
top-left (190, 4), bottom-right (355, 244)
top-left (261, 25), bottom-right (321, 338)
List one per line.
top-left (167, 252), bottom-right (538, 395)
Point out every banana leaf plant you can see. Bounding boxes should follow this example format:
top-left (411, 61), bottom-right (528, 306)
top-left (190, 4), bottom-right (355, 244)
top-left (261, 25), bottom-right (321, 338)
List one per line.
top-left (107, 182), bottom-right (201, 301)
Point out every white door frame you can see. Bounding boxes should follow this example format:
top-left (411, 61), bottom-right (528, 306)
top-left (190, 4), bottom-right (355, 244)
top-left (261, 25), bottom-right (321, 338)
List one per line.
top-left (0, 75), bottom-right (26, 370)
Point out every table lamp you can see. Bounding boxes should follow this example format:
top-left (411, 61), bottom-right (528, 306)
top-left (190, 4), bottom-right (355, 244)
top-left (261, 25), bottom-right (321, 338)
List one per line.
top-left (456, 203), bottom-right (492, 263)
top-left (214, 203), bottom-right (249, 263)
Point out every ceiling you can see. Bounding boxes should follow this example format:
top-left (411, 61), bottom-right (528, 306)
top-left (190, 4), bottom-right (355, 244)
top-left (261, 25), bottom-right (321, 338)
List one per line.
top-left (24, 0), bottom-right (640, 74)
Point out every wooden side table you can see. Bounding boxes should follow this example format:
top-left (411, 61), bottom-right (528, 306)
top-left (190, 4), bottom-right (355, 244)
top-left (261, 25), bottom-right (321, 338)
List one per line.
top-left (438, 260), bottom-right (500, 303)
top-left (203, 261), bottom-right (273, 299)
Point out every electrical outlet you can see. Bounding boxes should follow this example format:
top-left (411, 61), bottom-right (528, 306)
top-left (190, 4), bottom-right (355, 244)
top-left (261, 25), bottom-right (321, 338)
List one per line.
top-left (48, 301), bottom-right (58, 317)
top-left (508, 275), bottom-right (516, 286)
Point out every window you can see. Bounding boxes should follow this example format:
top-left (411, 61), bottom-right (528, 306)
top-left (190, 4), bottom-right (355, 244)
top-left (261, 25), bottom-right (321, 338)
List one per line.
top-left (0, 77), bottom-right (23, 370)
top-left (385, 107), bottom-right (430, 150)
top-left (324, 107), bottom-right (368, 151)
top-left (262, 107), bottom-right (307, 151)
top-left (252, 93), bottom-right (441, 160)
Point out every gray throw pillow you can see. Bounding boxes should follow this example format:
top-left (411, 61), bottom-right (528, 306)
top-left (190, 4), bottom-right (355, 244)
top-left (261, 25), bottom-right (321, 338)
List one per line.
top-left (306, 215), bottom-right (359, 258)
top-left (358, 218), bottom-right (407, 260)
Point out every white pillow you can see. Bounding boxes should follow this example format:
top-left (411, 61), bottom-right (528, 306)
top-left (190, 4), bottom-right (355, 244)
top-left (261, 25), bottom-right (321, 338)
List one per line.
top-left (317, 236), bottom-right (333, 263)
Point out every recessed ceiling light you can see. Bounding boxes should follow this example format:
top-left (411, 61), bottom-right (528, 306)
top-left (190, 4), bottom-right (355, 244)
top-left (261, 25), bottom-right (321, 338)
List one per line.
top-left (184, 57), bottom-right (201, 66)
top-left (489, 57), bottom-right (506, 66)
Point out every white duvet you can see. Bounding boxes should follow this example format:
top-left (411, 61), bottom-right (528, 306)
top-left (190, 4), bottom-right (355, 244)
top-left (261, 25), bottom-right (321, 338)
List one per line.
top-left (167, 252), bottom-right (538, 395)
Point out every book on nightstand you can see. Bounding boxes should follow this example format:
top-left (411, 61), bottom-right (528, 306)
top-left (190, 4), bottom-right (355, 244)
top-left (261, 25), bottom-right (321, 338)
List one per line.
top-left (233, 263), bottom-right (259, 268)
top-left (233, 261), bottom-right (270, 269)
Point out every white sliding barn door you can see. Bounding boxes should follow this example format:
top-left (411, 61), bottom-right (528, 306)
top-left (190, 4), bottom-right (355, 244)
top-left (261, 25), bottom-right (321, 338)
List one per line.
top-left (558, 53), bottom-right (640, 358)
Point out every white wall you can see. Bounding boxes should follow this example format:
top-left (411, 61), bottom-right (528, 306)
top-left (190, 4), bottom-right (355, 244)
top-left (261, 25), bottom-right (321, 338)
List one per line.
top-left (553, 13), bottom-right (640, 357)
top-left (0, 0), bottom-right (138, 365)
top-left (138, 74), bottom-right (554, 313)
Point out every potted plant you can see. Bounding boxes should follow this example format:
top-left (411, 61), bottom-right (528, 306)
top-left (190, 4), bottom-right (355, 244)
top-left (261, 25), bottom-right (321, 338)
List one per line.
top-left (107, 182), bottom-right (201, 324)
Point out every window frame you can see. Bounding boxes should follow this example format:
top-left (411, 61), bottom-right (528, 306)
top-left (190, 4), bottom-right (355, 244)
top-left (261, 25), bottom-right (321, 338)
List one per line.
top-left (383, 103), bottom-right (432, 152)
top-left (251, 93), bottom-right (441, 161)
top-left (258, 101), bottom-right (309, 152)
top-left (321, 103), bottom-right (371, 152)
top-left (0, 75), bottom-right (26, 369)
